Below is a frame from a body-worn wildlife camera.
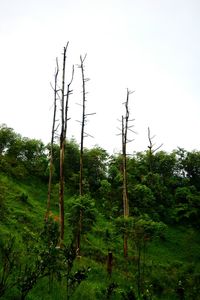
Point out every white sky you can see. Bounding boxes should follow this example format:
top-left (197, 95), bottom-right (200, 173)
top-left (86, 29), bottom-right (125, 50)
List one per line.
top-left (0, 0), bottom-right (200, 154)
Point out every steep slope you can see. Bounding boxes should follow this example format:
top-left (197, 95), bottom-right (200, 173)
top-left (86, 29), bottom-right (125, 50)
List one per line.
top-left (0, 173), bottom-right (200, 299)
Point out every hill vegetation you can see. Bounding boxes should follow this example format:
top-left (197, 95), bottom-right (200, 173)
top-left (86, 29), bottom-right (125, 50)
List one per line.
top-left (0, 124), bottom-right (200, 299)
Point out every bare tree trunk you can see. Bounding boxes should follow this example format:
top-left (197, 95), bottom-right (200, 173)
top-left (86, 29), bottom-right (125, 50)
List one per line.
top-left (76, 55), bottom-right (87, 256)
top-left (46, 58), bottom-right (59, 219)
top-left (122, 115), bottom-right (128, 257)
top-left (76, 55), bottom-right (95, 255)
top-left (79, 55), bottom-right (86, 197)
top-left (147, 127), bottom-right (163, 173)
top-left (59, 139), bottom-right (65, 243)
top-left (122, 118), bottom-right (129, 218)
top-left (122, 88), bottom-right (133, 257)
top-left (59, 43), bottom-right (74, 244)
top-left (59, 44), bottom-right (68, 244)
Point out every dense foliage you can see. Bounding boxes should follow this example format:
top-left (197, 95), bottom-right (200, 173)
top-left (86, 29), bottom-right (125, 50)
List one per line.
top-left (0, 124), bottom-right (200, 299)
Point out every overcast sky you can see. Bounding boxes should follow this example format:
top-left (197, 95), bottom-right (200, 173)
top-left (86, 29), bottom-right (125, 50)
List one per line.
top-left (1, 0), bottom-right (200, 154)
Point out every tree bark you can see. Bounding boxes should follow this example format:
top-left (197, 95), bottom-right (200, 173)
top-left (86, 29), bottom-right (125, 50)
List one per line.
top-left (122, 88), bottom-right (131, 257)
top-left (59, 45), bottom-right (68, 243)
top-left (79, 55), bottom-right (86, 197)
top-left (147, 126), bottom-right (163, 172)
top-left (46, 58), bottom-right (59, 219)
top-left (59, 43), bottom-right (74, 244)
top-left (77, 54), bottom-right (87, 255)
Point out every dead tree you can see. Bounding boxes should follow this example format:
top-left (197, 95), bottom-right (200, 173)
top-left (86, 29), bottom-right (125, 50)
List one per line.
top-left (59, 43), bottom-right (74, 244)
top-left (46, 58), bottom-right (59, 219)
top-left (79, 54), bottom-right (87, 198)
top-left (147, 127), bottom-right (163, 172)
top-left (76, 54), bottom-right (95, 255)
top-left (121, 88), bottom-right (134, 257)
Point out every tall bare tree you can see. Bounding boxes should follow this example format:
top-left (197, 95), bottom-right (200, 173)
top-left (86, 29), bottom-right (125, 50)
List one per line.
top-left (79, 54), bottom-right (87, 198)
top-left (76, 54), bottom-right (95, 255)
top-left (147, 127), bottom-right (163, 172)
top-left (59, 43), bottom-right (74, 244)
top-left (121, 88), bottom-right (134, 257)
top-left (46, 58), bottom-right (59, 219)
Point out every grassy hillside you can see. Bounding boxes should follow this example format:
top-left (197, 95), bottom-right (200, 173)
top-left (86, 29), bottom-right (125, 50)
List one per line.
top-left (0, 173), bottom-right (200, 299)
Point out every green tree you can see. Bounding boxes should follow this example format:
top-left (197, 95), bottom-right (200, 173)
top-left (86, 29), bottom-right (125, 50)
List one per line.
top-left (47, 140), bottom-right (80, 194)
top-left (66, 195), bottom-right (97, 252)
top-left (0, 236), bottom-right (18, 298)
top-left (174, 186), bottom-right (200, 227)
top-left (107, 155), bottom-right (123, 215)
top-left (184, 151), bottom-right (200, 190)
top-left (21, 138), bottom-right (48, 180)
top-left (83, 147), bottom-right (109, 197)
top-left (115, 215), bottom-right (166, 298)
top-left (64, 139), bottom-right (80, 194)
top-left (129, 183), bottom-right (156, 217)
top-left (0, 124), bottom-right (17, 155)
top-left (0, 125), bottom-right (48, 180)
top-left (0, 125), bottom-right (24, 176)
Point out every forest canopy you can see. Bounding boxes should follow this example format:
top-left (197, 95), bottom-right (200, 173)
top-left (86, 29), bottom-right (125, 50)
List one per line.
top-left (1, 123), bottom-right (200, 228)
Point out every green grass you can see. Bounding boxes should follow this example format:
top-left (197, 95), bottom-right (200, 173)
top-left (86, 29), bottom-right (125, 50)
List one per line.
top-left (149, 225), bottom-right (200, 265)
top-left (0, 174), bottom-right (47, 240)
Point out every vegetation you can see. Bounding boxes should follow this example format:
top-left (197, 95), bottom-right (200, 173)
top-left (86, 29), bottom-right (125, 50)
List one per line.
top-left (0, 123), bottom-right (200, 299)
